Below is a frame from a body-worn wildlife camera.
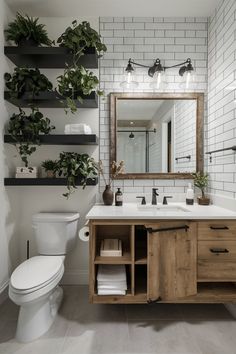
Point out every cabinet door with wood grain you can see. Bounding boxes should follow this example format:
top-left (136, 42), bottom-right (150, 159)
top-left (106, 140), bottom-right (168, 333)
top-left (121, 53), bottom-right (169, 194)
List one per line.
top-left (146, 221), bottom-right (197, 302)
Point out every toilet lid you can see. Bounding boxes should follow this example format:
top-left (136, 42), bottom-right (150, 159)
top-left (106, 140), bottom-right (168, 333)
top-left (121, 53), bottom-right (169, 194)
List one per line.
top-left (11, 256), bottom-right (63, 291)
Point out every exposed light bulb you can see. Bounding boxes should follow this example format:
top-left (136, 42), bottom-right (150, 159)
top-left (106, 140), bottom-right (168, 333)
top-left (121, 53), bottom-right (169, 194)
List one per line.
top-left (120, 71), bottom-right (138, 89)
top-left (150, 72), bottom-right (167, 90)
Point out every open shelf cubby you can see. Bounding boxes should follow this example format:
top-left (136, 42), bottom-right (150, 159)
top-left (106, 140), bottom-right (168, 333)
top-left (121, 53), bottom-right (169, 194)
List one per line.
top-left (4, 134), bottom-right (98, 146)
top-left (94, 224), bottom-right (132, 264)
top-left (135, 225), bottom-right (147, 264)
top-left (4, 91), bottom-right (98, 108)
top-left (4, 177), bottom-right (98, 186)
top-left (4, 46), bottom-right (98, 68)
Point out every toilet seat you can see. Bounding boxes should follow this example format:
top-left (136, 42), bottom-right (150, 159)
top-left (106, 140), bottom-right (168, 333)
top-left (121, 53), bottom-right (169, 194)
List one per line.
top-left (10, 256), bottom-right (64, 294)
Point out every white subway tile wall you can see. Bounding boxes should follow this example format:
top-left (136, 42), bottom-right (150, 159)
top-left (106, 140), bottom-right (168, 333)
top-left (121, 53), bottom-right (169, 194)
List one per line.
top-left (99, 17), bottom-right (208, 200)
top-left (208, 0), bottom-right (236, 199)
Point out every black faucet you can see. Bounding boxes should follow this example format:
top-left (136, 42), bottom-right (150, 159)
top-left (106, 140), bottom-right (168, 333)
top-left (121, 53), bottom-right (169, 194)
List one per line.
top-left (152, 188), bottom-right (159, 205)
top-left (163, 196), bottom-right (173, 205)
top-left (136, 196), bottom-right (146, 205)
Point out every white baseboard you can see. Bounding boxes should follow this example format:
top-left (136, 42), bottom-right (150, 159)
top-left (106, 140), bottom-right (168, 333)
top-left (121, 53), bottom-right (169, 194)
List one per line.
top-left (225, 304), bottom-right (236, 319)
top-left (0, 280), bottom-right (9, 305)
top-left (61, 270), bottom-right (89, 285)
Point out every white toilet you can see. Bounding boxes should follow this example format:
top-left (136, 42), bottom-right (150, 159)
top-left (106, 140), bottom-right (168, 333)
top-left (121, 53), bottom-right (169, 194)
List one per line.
top-left (9, 212), bottom-right (80, 342)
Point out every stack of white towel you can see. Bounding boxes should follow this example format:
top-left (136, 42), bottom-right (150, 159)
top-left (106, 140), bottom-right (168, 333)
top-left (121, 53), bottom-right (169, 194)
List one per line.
top-left (64, 124), bottom-right (92, 135)
top-left (97, 265), bottom-right (127, 295)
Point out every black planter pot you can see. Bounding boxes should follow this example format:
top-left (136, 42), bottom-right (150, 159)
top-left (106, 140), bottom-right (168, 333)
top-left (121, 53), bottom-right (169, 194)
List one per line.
top-left (18, 38), bottom-right (38, 47)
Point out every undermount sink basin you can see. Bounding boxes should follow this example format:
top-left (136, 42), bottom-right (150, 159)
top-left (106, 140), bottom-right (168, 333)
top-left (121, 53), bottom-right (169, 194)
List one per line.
top-left (137, 204), bottom-right (190, 212)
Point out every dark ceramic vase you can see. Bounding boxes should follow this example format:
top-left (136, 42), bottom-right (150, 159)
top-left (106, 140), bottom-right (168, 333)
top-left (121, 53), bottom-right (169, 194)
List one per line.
top-left (102, 185), bottom-right (114, 205)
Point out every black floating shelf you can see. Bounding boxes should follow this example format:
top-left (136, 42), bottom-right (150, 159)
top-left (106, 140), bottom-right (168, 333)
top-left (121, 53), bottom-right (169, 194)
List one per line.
top-left (4, 177), bottom-right (98, 186)
top-left (4, 46), bottom-right (98, 69)
top-left (4, 134), bottom-right (98, 145)
top-left (4, 91), bottom-right (98, 108)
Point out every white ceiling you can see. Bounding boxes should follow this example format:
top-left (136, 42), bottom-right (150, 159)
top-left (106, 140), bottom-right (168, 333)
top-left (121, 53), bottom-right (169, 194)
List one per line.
top-left (6, 0), bottom-right (221, 17)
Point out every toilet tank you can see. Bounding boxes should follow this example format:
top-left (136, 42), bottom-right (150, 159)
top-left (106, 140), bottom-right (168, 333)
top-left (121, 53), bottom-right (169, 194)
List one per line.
top-left (32, 213), bottom-right (80, 255)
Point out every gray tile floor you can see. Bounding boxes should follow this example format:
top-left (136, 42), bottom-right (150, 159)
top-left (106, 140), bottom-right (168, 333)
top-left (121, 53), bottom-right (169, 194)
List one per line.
top-left (0, 285), bottom-right (236, 354)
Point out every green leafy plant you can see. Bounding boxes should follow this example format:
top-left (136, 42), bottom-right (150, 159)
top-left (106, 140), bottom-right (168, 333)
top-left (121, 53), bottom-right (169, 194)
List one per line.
top-left (56, 152), bottom-right (98, 198)
top-left (5, 12), bottom-right (53, 46)
top-left (41, 159), bottom-right (58, 171)
top-left (8, 107), bottom-right (55, 167)
top-left (192, 172), bottom-right (209, 198)
top-left (4, 67), bottom-right (53, 99)
top-left (57, 20), bottom-right (106, 58)
top-left (57, 64), bottom-right (102, 114)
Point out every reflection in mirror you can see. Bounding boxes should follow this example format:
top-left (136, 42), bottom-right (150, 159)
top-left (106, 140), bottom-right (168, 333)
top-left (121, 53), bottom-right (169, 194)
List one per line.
top-left (116, 99), bottom-right (197, 174)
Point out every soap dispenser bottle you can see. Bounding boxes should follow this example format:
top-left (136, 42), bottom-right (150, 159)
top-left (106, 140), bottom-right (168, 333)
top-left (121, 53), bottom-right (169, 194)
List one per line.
top-left (186, 183), bottom-right (194, 205)
top-left (115, 188), bottom-right (123, 206)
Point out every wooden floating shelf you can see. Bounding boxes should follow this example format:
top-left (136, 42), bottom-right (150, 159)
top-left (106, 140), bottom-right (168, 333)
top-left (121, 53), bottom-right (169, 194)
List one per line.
top-left (94, 251), bottom-right (132, 265)
top-left (4, 177), bottom-right (98, 186)
top-left (4, 91), bottom-right (98, 108)
top-left (4, 46), bottom-right (98, 68)
top-left (4, 134), bottom-right (98, 146)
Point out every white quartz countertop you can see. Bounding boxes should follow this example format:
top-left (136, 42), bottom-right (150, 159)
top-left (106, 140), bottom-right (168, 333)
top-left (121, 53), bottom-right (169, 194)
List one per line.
top-left (86, 203), bottom-right (236, 220)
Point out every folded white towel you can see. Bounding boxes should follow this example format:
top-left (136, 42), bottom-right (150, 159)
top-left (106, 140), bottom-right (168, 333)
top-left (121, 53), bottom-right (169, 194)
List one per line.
top-left (97, 265), bottom-right (127, 282)
top-left (97, 289), bottom-right (126, 296)
top-left (97, 281), bottom-right (127, 288)
top-left (98, 284), bottom-right (127, 291)
top-left (64, 124), bottom-right (92, 134)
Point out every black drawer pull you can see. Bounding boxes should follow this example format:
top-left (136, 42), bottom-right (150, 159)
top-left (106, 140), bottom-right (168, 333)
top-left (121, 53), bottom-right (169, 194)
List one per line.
top-left (146, 225), bottom-right (189, 233)
top-left (210, 226), bottom-right (229, 230)
top-left (210, 248), bottom-right (229, 254)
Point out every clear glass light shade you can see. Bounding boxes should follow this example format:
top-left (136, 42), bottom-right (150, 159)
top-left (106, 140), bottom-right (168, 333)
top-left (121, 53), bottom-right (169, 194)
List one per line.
top-left (149, 72), bottom-right (167, 90)
top-left (120, 71), bottom-right (139, 89)
top-left (179, 71), bottom-right (196, 90)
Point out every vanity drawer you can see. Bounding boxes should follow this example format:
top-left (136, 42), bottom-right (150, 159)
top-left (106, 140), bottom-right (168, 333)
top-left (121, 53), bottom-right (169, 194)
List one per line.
top-left (198, 221), bottom-right (236, 240)
top-left (198, 240), bottom-right (236, 281)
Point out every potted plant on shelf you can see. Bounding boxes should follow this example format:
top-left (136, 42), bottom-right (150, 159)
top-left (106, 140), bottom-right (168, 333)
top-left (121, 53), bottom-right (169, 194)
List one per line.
top-left (56, 152), bottom-right (98, 198)
top-left (57, 20), bottom-right (107, 60)
top-left (4, 67), bottom-right (53, 100)
top-left (8, 107), bottom-right (55, 167)
top-left (98, 160), bottom-right (125, 205)
top-left (192, 172), bottom-right (210, 205)
top-left (5, 12), bottom-right (54, 47)
top-left (41, 160), bottom-right (58, 178)
top-left (57, 64), bottom-right (102, 114)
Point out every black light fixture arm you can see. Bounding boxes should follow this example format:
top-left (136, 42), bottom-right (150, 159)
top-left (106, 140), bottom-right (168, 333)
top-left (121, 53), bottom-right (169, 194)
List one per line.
top-left (126, 57), bottom-right (193, 77)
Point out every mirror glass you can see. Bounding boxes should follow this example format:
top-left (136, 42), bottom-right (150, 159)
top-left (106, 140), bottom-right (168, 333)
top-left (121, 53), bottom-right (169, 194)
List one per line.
top-left (116, 98), bottom-right (197, 174)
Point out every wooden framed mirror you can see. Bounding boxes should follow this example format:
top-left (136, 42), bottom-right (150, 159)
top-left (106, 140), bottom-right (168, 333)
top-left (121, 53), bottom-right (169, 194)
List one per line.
top-left (110, 92), bottom-right (204, 179)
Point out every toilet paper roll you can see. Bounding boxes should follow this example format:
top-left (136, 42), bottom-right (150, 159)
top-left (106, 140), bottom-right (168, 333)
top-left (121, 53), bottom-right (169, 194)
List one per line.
top-left (78, 226), bottom-right (89, 242)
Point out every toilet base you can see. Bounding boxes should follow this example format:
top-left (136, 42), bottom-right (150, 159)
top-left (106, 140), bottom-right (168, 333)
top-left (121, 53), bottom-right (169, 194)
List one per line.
top-left (16, 286), bottom-right (63, 342)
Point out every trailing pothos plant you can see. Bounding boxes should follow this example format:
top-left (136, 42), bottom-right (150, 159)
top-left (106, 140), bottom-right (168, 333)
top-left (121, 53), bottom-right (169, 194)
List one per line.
top-left (56, 152), bottom-right (98, 198)
top-left (57, 64), bottom-right (103, 114)
top-left (4, 67), bottom-right (53, 99)
top-left (5, 12), bottom-right (54, 47)
top-left (8, 107), bottom-right (55, 167)
top-left (57, 20), bottom-right (107, 59)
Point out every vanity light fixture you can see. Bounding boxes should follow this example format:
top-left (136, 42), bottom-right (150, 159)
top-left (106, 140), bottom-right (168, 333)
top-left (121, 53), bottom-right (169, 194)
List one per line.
top-left (120, 57), bottom-right (195, 90)
top-left (129, 132), bottom-right (135, 139)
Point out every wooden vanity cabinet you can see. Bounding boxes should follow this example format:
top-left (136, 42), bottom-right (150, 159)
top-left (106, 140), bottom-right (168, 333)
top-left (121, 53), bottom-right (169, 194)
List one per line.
top-left (89, 219), bottom-right (236, 304)
top-left (146, 221), bottom-right (197, 302)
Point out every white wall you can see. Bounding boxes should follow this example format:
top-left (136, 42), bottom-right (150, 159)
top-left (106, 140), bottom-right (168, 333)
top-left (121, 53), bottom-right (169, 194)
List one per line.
top-left (174, 100), bottom-right (197, 172)
top-left (149, 101), bottom-right (174, 172)
top-left (0, 1), bottom-right (20, 304)
top-left (4, 16), bottom-right (99, 285)
top-left (99, 16), bottom-right (208, 203)
top-left (207, 0), bottom-right (236, 201)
